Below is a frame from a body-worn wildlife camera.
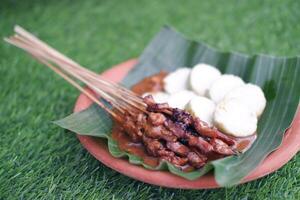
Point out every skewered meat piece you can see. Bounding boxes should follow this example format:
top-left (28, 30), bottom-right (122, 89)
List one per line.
top-left (120, 95), bottom-right (237, 169)
top-left (164, 119), bottom-right (188, 138)
top-left (210, 138), bottom-right (235, 155)
top-left (193, 118), bottom-right (235, 145)
top-left (187, 135), bottom-right (214, 154)
top-left (122, 114), bottom-right (142, 142)
top-left (143, 135), bottom-right (206, 168)
top-left (171, 108), bottom-right (194, 126)
top-left (142, 135), bottom-right (164, 156)
top-left (144, 95), bottom-right (173, 115)
top-left (148, 112), bottom-right (166, 126)
top-left (187, 152), bottom-right (207, 168)
top-left (142, 136), bottom-right (188, 166)
top-left (143, 124), bottom-right (177, 142)
top-left (166, 141), bottom-right (189, 157)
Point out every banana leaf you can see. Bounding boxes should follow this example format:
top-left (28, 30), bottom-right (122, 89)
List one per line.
top-left (55, 26), bottom-right (300, 186)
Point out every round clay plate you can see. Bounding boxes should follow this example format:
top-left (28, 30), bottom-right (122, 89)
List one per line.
top-left (74, 59), bottom-right (300, 189)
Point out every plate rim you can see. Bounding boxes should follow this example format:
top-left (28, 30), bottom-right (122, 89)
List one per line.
top-left (74, 59), bottom-right (300, 189)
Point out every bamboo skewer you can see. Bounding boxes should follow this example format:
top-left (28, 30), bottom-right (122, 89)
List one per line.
top-left (36, 56), bottom-right (118, 118)
top-left (13, 30), bottom-right (146, 114)
top-left (15, 25), bottom-right (143, 104)
top-left (13, 27), bottom-right (145, 108)
top-left (4, 25), bottom-right (147, 119)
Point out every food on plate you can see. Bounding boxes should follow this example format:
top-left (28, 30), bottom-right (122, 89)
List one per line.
top-left (114, 95), bottom-right (237, 170)
top-left (224, 84), bottom-right (266, 117)
top-left (163, 68), bottom-right (191, 94)
top-left (7, 27), bottom-right (241, 172)
top-left (135, 62), bottom-right (265, 140)
top-left (189, 63), bottom-right (221, 96)
top-left (7, 26), bottom-right (296, 183)
top-left (214, 99), bottom-right (257, 137)
top-left (208, 74), bottom-right (245, 103)
top-left (113, 71), bottom-right (261, 171)
top-left (167, 90), bottom-right (196, 109)
top-left (185, 96), bottom-right (216, 126)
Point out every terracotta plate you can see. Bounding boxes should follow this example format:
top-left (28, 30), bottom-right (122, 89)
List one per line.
top-left (74, 59), bottom-right (300, 189)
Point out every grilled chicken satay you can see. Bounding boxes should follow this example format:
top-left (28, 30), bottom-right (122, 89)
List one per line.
top-left (120, 95), bottom-right (237, 168)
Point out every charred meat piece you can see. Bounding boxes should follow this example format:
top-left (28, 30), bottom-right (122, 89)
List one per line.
top-left (148, 112), bottom-right (166, 126)
top-left (148, 103), bottom-right (173, 115)
top-left (143, 123), bottom-right (177, 142)
top-left (142, 136), bottom-right (164, 156)
top-left (123, 115), bottom-right (142, 142)
top-left (210, 138), bottom-right (236, 155)
top-left (171, 108), bottom-right (194, 126)
top-left (164, 119), bottom-right (187, 138)
top-left (187, 135), bottom-right (214, 154)
top-left (157, 149), bottom-right (175, 157)
top-left (166, 141), bottom-right (189, 157)
top-left (144, 95), bottom-right (173, 115)
top-left (187, 152), bottom-right (207, 168)
top-left (143, 136), bottom-right (189, 166)
top-left (193, 118), bottom-right (235, 145)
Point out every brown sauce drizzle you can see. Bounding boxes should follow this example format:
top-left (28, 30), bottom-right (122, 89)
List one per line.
top-left (112, 124), bottom-right (159, 167)
top-left (131, 71), bottom-right (167, 94)
top-left (112, 71), bottom-right (257, 170)
top-left (233, 134), bottom-right (257, 153)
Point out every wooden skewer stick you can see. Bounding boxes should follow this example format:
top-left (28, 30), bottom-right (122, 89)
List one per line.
top-left (5, 36), bottom-right (127, 114)
top-left (37, 56), bottom-right (118, 118)
top-left (4, 25), bottom-right (148, 117)
top-left (9, 36), bottom-right (140, 113)
top-left (13, 25), bottom-right (144, 106)
top-left (6, 25), bottom-right (147, 113)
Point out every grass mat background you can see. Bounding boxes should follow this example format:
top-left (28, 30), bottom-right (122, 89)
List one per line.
top-left (1, 0), bottom-right (300, 199)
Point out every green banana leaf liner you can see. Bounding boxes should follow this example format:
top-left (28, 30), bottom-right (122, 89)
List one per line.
top-left (55, 26), bottom-right (300, 186)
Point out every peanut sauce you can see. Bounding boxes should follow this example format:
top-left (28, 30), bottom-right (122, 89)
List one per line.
top-left (131, 71), bottom-right (167, 94)
top-left (111, 71), bottom-right (257, 170)
top-left (233, 134), bottom-right (257, 152)
top-left (112, 125), bottom-right (159, 167)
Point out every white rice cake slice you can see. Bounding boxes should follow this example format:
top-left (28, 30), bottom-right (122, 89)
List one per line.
top-left (224, 83), bottom-right (266, 117)
top-left (214, 98), bottom-right (257, 137)
top-left (208, 74), bottom-right (244, 103)
top-left (163, 68), bottom-right (191, 94)
top-left (189, 63), bottom-right (221, 96)
top-left (167, 90), bottom-right (196, 109)
top-left (185, 96), bottom-right (216, 126)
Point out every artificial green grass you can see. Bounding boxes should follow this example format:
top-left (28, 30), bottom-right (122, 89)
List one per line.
top-left (1, 0), bottom-right (300, 199)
